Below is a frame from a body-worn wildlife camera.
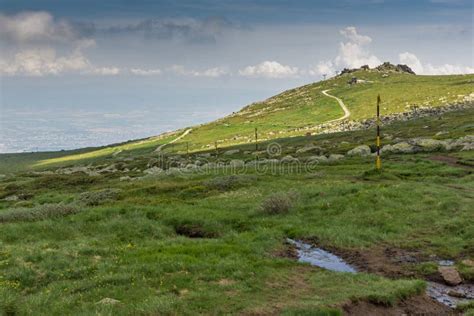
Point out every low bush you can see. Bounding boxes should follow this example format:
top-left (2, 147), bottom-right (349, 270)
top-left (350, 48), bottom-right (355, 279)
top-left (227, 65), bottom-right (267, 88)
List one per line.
top-left (0, 203), bottom-right (80, 223)
top-left (77, 189), bottom-right (121, 206)
top-left (204, 175), bottom-right (256, 191)
top-left (261, 191), bottom-right (298, 215)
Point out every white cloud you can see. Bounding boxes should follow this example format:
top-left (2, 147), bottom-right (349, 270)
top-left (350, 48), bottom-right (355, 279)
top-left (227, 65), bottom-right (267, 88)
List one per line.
top-left (0, 48), bottom-right (122, 76)
top-left (130, 68), bottom-right (162, 76)
top-left (398, 52), bottom-right (424, 74)
top-left (87, 67), bottom-right (121, 76)
top-left (399, 52), bottom-right (474, 75)
top-left (0, 48), bottom-right (90, 76)
top-left (0, 11), bottom-right (77, 43)
top-left (239, 61), bottom-right (299, 78)
top-left (310, 26), bottom-right (380, 76)
top-left (169, 65), bottom-right (228, 77)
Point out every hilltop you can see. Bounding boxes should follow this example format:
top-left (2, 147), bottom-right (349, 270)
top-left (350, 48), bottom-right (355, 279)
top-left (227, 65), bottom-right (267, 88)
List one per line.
top-left (3, 63), bottom-right (471, 171)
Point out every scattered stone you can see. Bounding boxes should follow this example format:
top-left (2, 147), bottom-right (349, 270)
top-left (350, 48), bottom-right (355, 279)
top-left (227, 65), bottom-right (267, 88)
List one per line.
top-left (328, 154), bottom-right (344, 161)
top-left (280, 155), bottom-right (299, 163)
top-left (438, 266), bottom-right (462, 286)
top-left (224, 149), bottom-right (240, 156)
top-left (462, 259), bottom-right (474, 267)
top-left (229, 160), bottom-right (245, 168)
top-left (119, 176), bottom-right (132, 181)
top-left (347, 145), bottom-right (371, 157)
top-left (307, 155), bottom-right (328, 163)
top-left (4, 195), bottom-right (19, 201)
top-left (296, 144), bottom-right (324, 154)
top-left (143, 167), bottom-right (163, 175)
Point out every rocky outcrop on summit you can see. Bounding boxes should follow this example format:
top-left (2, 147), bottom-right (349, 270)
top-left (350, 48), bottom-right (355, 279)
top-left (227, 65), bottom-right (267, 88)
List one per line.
top-left (375, 62), bottom-right (416, 74)
top-left (339, 62), bottom-right (416, 76)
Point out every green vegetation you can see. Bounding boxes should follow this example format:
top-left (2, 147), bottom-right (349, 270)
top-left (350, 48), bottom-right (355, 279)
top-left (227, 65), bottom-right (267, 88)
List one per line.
top-left (0, 72), bottom-right (473, 314)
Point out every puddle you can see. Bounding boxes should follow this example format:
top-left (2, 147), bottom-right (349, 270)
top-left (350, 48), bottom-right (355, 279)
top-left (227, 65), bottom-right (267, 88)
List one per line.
top-left (286, 238), bottom-right (473, 309)
top-left (427, 282), bottom-right (474, 309)
top-left (286, 238), bottom-right (357, 273)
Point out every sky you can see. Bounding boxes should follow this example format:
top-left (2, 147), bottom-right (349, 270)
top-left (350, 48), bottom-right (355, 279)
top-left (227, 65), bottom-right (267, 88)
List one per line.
top-left (0, 0), bottom-right (473, 152)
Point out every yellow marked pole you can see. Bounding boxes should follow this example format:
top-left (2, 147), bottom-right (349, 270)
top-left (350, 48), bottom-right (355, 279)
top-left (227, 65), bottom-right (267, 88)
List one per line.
top-left (376, 95), bottom-right (382, 170)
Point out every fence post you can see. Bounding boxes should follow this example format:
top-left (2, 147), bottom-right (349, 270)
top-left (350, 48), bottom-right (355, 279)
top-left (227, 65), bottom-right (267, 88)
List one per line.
top-left (376, 95), bottom-right (382, 170)
top-left (255, 127), bottom-right (258, 151)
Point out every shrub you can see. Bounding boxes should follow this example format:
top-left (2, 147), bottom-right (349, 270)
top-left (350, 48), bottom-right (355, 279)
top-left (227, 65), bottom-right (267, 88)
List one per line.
top-left (0, 203), bottom-right (80, 223)
top-left (77, 189), bottom-right (121, 206)
top-left (204, 175), bottom-right (256, 191)
top-left (261, 192), bottom-right (298, 215)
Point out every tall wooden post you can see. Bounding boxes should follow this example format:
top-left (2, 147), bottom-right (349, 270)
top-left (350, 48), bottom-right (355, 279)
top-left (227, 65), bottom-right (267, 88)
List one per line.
top-left (215, 141), bottom-right (218, 157)
top-left (255, 128), bottom-right (258, 151)
top-left (376, 95), bottom-right (382, 170)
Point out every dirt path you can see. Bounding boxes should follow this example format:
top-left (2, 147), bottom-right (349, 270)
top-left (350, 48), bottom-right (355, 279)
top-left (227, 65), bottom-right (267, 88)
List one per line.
top-left (155, 128), bottom-right (192, 152)
top-left (322, 89), bottom-right (351, 122)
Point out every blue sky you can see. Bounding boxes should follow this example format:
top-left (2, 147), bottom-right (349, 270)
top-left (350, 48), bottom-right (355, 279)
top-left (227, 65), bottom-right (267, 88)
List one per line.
top-left (0, 0), bottom-right (473, 152)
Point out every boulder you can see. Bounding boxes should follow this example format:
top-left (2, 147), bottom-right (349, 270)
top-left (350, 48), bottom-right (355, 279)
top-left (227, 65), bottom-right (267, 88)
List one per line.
top-left (229, 159), bottom-right (245, 168)
top-left (462, 259), bottom-right (474, 267)
top-left (224, 149), bottom-right (240, 156)
top-left (328, 154), bottom-right (344, 161)
top-left (143, 167), bottom-right (163, 175)
top-left (382, 142), bottom-right (416, 154)
top-left (296, 144), bottom-right (324, 154)
top-left (410, 138), bottom-right (447, 152)
top-left (347, 145), bottom-right (371, 157)
top-left (280, 155), bottom-right (299, 163)
top-left (438, 266), bottom-right (462, 286)
top-left (307, 155), bottom-right (328, 163)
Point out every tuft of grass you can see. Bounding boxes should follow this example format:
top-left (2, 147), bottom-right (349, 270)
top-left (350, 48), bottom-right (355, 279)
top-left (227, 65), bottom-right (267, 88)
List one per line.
top-left (0, 203), bottom-right (80, 223)
top-left (77, 189), bottom-right (121, 206)
top-left (204, 175), bottom-right (256, 191)
top-left (261, 191), bottom-right (298, 215)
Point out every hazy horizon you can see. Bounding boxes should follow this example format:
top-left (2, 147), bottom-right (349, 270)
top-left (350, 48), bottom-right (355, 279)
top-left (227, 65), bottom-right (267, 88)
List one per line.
top-left (1, 0), bottom-right (473, 153)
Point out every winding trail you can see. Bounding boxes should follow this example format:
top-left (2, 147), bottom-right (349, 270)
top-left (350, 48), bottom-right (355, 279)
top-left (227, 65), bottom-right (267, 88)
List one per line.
top-left (322, 89), bottom-right (351, 122)
top-left (155, 128), bottom-right (192, 152)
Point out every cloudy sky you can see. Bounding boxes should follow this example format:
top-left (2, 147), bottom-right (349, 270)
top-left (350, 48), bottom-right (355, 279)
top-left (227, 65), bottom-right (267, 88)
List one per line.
top-left (0, 0), bottom-right (473, 152)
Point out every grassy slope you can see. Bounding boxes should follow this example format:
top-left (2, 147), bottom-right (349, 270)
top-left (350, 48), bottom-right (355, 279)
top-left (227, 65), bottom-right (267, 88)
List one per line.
top-left (0, 108), bottom-right (473, 314)
top-left (1, 71), bottom-right (471, 172)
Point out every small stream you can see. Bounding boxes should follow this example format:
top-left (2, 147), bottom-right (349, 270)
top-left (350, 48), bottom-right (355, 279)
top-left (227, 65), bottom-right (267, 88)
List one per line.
top-left (287, 238), bottom-right (473, 309)
top-left (286, 238), bottom-right (356, 273)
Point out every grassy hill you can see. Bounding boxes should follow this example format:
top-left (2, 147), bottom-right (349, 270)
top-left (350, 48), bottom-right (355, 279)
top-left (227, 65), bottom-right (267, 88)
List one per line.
top-left (4, 67), bottom-right (471, 172)
top-left (0, 67), bottom-right (473, 315)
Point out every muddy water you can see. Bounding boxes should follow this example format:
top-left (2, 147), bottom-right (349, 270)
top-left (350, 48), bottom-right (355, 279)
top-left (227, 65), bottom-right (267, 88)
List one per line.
top-left (427, 282), bottom-right (474, 309)
top-left (286, 239), bottom-right (356, 273)
top-left (287, 238), bottom-right (473, 309)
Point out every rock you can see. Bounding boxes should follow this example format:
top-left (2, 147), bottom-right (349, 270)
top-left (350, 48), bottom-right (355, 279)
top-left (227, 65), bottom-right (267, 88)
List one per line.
top-left (410, 138), bottom-right (447, 152)
top-left (296, 144), bottom-right (324, 154)
top-left (4, 195), bottom-right (19, 201)
top-left (328, 154), bottom-right (344, 161)
top-left (382, 142), bottom-right (416, 154)
top-left (447, 290), bottom-right (467, 299)
top-left (198, 153), bottom-right (212, 158)
top-left (462, 259), bottom-right (474, 267)
top-left (347, 145), bottom-right (371, 157)
top-left (461, 143), bottom-right (474, 151)
top-left (229, 160), bottom-right (245, 168)
top-left (307, 155), bottom-right (328, 163)
top-left (280, 155), bottom-right (299, 163)
top-left (119, 176), bottom-right (131, 181)
top-left (143, 167), bottom-right (163, 175)
top-left (224, 149), bottom-right (240, 156)
top-left (96, 298), bottom-right (121, 305)
top-left (438, 266), bottom-right (462, 286)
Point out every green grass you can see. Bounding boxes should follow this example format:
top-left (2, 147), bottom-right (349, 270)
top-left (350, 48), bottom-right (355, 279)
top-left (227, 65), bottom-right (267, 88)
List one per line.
top-left (0, 73), bottom-right (473, 314)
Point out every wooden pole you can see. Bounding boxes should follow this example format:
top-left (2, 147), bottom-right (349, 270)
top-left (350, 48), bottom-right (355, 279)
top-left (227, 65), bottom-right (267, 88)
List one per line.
top-left (186, 142), bottom-right (189, 158)
top-left (376, 95), bottom-right (382, 170)
top-left (215, 141), bottom-right (218, 157)
top-left (255, 127), bottom-right (258, 151)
